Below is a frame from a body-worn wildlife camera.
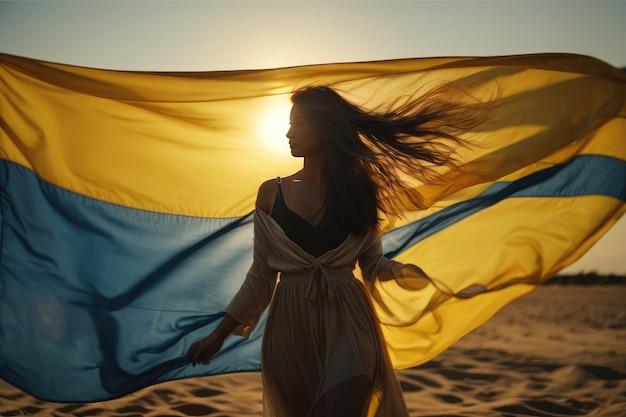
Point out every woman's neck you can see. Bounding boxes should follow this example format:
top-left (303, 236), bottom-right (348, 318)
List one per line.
top-left (299, 155), bottom-right (325, 185)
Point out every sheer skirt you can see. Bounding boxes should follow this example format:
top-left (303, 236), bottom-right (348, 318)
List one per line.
top-left (261, 271), bottom-right (409, 417)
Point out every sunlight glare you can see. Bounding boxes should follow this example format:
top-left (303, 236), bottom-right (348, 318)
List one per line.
top-left (258, 95), bottom-right (292, 155)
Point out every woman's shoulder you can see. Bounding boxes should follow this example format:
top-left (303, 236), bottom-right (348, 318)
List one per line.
top-left (256, 179), bottom-right (278, 214)
top-left (256, 172), bottom-right (301, 213)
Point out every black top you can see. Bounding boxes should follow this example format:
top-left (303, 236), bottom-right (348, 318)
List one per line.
top-left (270, 178), bottom-right (349, 258)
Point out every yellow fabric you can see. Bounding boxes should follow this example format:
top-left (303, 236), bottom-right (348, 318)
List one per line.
top-left (1, 53), bottom-right (624, 218)
top-left (383, 196), bottom-right (626, 367)
top-left (1, 52), bottom-right (625, 375)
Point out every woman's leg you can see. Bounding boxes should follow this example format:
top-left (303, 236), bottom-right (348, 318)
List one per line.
top-left (311, 375), bottom-right (372, 417)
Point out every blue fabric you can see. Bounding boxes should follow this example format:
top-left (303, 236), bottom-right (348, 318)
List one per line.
top-left (0, 160), bottom-right (260, 401)
top-left (1, 154), bottom-right (624, 401)
top-left (383, 155), bottom-right (626, 257)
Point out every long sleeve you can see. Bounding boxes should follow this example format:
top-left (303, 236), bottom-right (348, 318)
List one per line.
top-left (358, 232), bottom-right (432, 289)
top-left (357, 231), bottom-right (456, 327)
top-left (225, 216), bottom-right (278, 337)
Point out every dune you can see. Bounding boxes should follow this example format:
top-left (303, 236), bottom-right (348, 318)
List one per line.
top-left (1, 285), bottom-right (625, 416)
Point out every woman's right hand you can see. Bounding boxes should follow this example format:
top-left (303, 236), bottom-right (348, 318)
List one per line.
top-left (187, 313), bottom-right (241, 366)
top-left (187, 331), bottom-right (226, 366)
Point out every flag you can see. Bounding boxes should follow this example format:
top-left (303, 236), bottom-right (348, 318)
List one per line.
top-left (0, 52), bottom-right (624, 401)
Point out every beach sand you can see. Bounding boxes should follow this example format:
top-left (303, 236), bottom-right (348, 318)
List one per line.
top-left (1, 285), bottom-right (625, 416)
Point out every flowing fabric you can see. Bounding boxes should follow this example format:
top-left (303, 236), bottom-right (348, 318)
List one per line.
top-left (0, 52), bottom-right (624, 402)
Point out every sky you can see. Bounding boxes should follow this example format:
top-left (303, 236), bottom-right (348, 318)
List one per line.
top-left (0, 0), bottom-right (624, 274)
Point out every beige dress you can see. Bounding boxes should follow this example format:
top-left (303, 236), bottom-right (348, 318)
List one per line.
top-left (226, 208), bottom-right (420, 417)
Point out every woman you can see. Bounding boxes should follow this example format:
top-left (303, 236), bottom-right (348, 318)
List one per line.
top-left (187, 85), bottom-right (494, 417)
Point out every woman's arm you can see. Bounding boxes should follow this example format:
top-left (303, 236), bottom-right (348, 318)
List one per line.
top-left (187, 313), bottom-right (240, 366)
top-left (187, 181), bottom-right (278, 365)
top-left (358, 231), bottom-right (430, 286)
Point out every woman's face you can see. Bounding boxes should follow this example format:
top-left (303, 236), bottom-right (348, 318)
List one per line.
top-left (286, 104), bottom-right (323, 158)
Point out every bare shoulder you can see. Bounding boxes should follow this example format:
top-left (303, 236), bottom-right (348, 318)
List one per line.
top-left (256, 178), bottom-right (278, 214)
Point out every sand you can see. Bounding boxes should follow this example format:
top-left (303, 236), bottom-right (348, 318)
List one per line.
top-left (1, 285), bottom-right (625, 416)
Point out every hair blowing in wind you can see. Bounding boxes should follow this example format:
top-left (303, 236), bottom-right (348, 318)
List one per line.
top-left (291, 83), bottom-right (497, 234)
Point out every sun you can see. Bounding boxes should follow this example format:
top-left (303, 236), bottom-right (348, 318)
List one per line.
top-left (257, 95), bottom-right (292, 155)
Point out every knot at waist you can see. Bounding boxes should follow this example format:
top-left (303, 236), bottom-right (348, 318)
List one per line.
top-left (280, 265), bottom-right (354, 302)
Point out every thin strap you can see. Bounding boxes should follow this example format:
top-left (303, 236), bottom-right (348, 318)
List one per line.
top-left (276, 176), bottom-right (284, 200)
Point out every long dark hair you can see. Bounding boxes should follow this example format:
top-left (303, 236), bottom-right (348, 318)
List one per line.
top-left (290, 84), bottom-right (495, 235)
